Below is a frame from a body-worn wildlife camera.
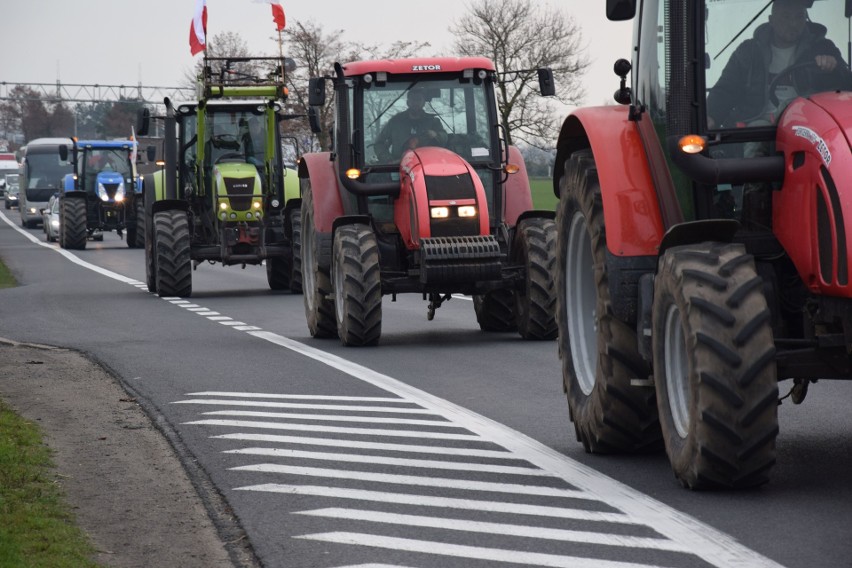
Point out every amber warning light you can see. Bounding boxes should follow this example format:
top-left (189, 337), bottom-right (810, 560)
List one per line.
top-left (678, 135), bottom-right (706, 154)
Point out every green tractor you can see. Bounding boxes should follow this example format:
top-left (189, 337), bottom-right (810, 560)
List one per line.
top-left (136, 55), bottom-right (301, 297)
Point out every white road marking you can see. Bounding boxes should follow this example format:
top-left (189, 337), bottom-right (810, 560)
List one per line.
top-left (203, 410), bottom-right (457, 426)
top-left (231, 464), bottom-right (585, 498)
top-left (195, 311), bottom-right (220, 316)
top-left (297, 507), bottom-right (689, 552)
top-left (213, 434), bottom-right (515, 459)
top-left (297, 533), bottom-right (661, 568)
top-left (219, 320), bottom-right (247, 326)
top-left (175, 399), bottom-right (434, 413)
top-left (226, 448), bottom-right (553, 476)
top-left (186, 419), bottom-right (482, 440)
top-left (236, 484), bottom-right (634, 522)
top-left (188, 392), bottom-right (407, 402)
top-left (207, 316), bottom-right (232, 321)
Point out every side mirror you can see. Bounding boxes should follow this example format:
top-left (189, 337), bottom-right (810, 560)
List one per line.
top-left (308, 106), bottom-right (322, 134)
top-left (136, 108), bottom-right (151, 136)
top-left (146, 145), bottom-right (156, 162)
top-left (613, 58), bottom-right (633, 105)
top-left (308, 77), bottom-right (326, 107)
top-left (59, 145), bottom-right (68, 162)
top-left (846, 0), bottom-right (852, 18)
top-left (537, 68), bottom-right (556, 97)
top-left (606, 0), bottom-right (636, 21)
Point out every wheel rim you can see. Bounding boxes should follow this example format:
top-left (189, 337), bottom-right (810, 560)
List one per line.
top-left (303, 211), bottom-right (316, 311)
top-left (565, 211), bottom-right (597, 395)
top-left (664, 303), bottom-right (690, 438)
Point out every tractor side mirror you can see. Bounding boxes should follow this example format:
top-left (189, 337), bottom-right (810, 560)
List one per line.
top-left (606, 0), bottom-right (636, 20)
top-left (846, 0), bottom-right (852, 18)
top-left (537, 68), bottom-right (556, 97)
top-left (146, 145), bottom-right (156, 162)
top-left (308, 106), bottom-right (322, 134)
top-left (613, 58), bottom-right (633, 105)
top-left (308, 77), bottom-right (326, 107)
top-left (58, 145), bottom-right (68, 162)
top-left (136, 108), bottom-right (151, 136)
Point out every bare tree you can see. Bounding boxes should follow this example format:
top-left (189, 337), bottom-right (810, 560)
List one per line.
top-left (450, 0), bottom-right (589, 146)
top-left (181, 31), bottom-right (257, 89)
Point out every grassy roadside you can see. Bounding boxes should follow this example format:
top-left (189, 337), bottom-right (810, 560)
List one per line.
top-left (0, 261), bottom-right (99, 567)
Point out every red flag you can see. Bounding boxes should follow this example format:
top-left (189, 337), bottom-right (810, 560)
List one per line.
top-left (271, 3), bottom-right (286, 31)
top-left (189, 0), bottom-right (208, 56)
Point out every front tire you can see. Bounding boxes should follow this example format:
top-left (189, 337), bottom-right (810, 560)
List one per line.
top-left (289, 206), bottom-right (303, 293)
top-left (653, 242), bottom-right (778, 489)
top-left (301, 181), bottom-right (336, 338)
top-left (60, 197), bottom-right (87, 250)
top-left (332, 224), bottom-right (382, 346)
top-left (266, 255), bottom-right (291, 291)
top-left (513, 217), bottom-right (557, 340)
top-left (153, 210), bottom-right (192, 297)
top-left (556, 149), bottom-right (661, 453)
top-left (473, 290), bottom-right (516, 332)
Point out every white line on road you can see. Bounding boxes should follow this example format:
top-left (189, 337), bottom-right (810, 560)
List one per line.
top-left (188, 392), bottom-right (408, 402)
top-left (297, 507), bottom-right (689, 552)
top-left (186, 419), bottom-right (483, 440)
top-left (175, 399), bottom-right (436, 413)
top-left (225, 447), bottom-right (552, 476)
top-left (203, 410), bottom-right (457, 426)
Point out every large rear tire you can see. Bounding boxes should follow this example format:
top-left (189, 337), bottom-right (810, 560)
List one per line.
top-left (134, 200), bottom-right (145, 249)
top-left (60, 197), bottom-right (87, 250)
top-left (556, 149), bottom-right (661, 453)
top-left (653, 242), bottom-right (778, 489)
top-left (153, 210), bottom-right (192, 297)
top-left (473, 291), bottom-right (516, 332)
top-left (332, 224), bottom-right (382, 346)
top-left (144, 208), bottom-right (156, 293)
top-left (513, 217), bottom-right (557, 340)
top-left (289, 206), bottom-right (303, 293)
top-left (301, 181), bottom-right (336, 338)
top-left (266, 255), bottom-right (291, 291)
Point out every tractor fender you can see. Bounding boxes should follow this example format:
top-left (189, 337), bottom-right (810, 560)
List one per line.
top-left (516, 209), bottom-right (556, 224)
top-left (283, 166), bottom-right (300, 204)
top-left (298, 152), bottom-right (344, 233)
top-left (504, 145), bottom-right (534, 227)
top-left (554, 106), bottom-right (665, 257)
top-left (62, 174), bottom-right (77, 192)
top-left (148, 168), bottom-right (187, 214)
top-left (332, 215), bottom-right (371, 235)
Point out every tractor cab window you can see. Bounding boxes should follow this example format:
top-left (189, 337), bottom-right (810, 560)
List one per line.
top-left (362, 79), bottom-right (493, 166)
top-left (205, 109), bottom-right (267, 168)
top-left (705, 0), bottom-right (852, 132)
top-left (82, 148), bottom-right (130, 192)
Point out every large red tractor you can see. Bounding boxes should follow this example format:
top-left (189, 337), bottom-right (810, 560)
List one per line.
top-left (554, 0), bottom-right (852, 488)
top-left (300, 57), bottom-right (557, 346)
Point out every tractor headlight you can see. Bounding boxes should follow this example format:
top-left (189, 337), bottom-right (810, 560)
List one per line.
top-left (458, 206), bottom-right (477, 217)
top-left (430, 207), bottom-right (449, 219)
top-left (97, 182), bottom-right (126, 202)
top-left (219, 202), bottom-right (228, 211)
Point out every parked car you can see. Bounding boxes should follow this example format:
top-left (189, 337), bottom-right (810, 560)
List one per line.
top-left (43, 194), bottom-right (60, 242)
top-left (4, 185), bottom-right (19, 209)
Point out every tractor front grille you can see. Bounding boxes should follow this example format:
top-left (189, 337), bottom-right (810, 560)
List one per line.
top-left (223, 177), bottom-right (255, 211)
top-left (420, 235), bottom-right (502, 284)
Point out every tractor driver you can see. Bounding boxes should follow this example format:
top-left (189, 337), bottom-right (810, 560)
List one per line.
top-left (707, 0), bottom-right (852, 130)
top-left (374, 88), bottom-right (447, 161)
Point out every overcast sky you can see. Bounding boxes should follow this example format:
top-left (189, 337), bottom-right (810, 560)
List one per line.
top-left (2, 0), bottom-right (632, 111)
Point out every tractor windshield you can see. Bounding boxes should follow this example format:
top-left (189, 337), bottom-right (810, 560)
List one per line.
top-left (81, 148), bottom-right (131, 192)
top-left (205, 107), bottom-right (268, 168)
top-left (362, 79), bottom-right (494, 166)
top-left (705, 0), bottom-right (852, 131)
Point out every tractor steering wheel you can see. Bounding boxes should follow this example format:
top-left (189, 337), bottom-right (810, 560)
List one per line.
top-left (767, 61), bottom-right (819, 108)
top-left (215, 152), bottom-right (245, 164)
top-left (211, 133), bottom-right (241, 150)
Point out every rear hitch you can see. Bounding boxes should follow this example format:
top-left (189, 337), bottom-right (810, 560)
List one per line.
top-left (426, 293), bottom-right (452, 321)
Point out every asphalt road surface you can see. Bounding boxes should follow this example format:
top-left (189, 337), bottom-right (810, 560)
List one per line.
top-left (0, 209), bottom-right (850, 568)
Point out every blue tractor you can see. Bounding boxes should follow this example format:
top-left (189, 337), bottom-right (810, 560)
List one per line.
top-left (58, 139), bottom-right (151, 249)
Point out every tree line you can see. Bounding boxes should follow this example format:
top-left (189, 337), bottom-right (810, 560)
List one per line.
top-left (1, 0), bottom-right (588, 157)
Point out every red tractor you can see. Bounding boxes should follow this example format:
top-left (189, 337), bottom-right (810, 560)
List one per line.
top-left (554, 0), bottom-right (852, 488)
top-left (300, 57), bottom-right (558, 346)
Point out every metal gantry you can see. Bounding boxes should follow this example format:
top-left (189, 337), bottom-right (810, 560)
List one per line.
top-left (0, 81), bottom-right (194, 106)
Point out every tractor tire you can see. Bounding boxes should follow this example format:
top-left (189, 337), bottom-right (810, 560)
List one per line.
top-left (473, 291), bottom-right (516, 332)
top-left (144, 209), bottom-right (156, 293)
top-left (332, 223), bottom-right (382, 346)
top-left (289, 206), bottom-right (303, 293)
top-left (134, 200), bottom-right (145, 249)
top-left (513, 217), bottom-right (558, 340)
top-left (153, 210), bottom-right (192, 297)
top-left (266, 255), bottom-right (292, 291)
top-left (653, 242), bottom-right (778, 489)
top-left (60, 198), bottom-right (87, 250)
top-left (125, 201), bottom-right (139, 249)
top-left (555, 149), bottom-right (661, 453)
top-left (301, 181), bottom-right (336, 338)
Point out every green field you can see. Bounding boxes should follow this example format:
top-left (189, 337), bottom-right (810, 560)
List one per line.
top-left (529, 177), bottom-right (558, 211)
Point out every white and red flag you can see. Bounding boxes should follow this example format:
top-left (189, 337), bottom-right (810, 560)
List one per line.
top-left (189, 0), bottom-right (208, 56)
top-left (253, 1), bottom-right (286, 31)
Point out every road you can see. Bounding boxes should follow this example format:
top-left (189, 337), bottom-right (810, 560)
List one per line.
top-left (0, 209), bottom-right (850, 568)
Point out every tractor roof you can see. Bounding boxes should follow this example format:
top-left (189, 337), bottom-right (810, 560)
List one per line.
top-left (342, 57), bottom-right (495, 77)
top-left (75, 140), bottom-right (135, 150)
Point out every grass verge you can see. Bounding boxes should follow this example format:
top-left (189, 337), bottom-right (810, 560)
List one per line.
top-left (0, 260), bottom-right (98, 567)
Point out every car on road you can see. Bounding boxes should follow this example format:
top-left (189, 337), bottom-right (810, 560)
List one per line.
top-left (4, 185), bottom-right (19, 209)
top-left (43, 194), bottom-right (60, 242)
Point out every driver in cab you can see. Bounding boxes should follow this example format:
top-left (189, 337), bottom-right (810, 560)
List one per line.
top-left (707, 0), bottom-right (851, 129)
top-left (374, 88), bottom-right (447, 161)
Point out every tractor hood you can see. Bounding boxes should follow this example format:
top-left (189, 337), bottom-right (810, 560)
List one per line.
top-left (213, 162), bottom-right (263, 222)
top-left (797, 91), bottom-right (852, 154)
top-left (95, 171), bottom-right (126, 203)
